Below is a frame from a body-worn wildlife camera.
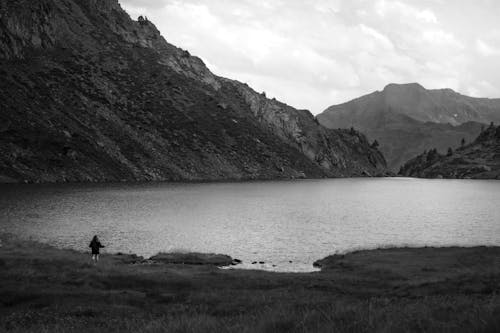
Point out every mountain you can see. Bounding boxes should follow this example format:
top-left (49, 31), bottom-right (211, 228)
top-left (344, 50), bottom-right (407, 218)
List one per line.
top-left (399, 123), bottom-right (500, 179)
top-left (317, 83), bottom-right (500, 170)
top-left (0, 0), bottom-right (387, 183)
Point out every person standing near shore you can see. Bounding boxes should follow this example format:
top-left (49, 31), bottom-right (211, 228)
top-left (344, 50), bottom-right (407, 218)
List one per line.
top-left (89, 235), bottom-right (105, 263)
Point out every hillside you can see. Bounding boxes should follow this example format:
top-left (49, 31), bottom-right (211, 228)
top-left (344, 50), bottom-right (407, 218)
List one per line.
top-left (317, 83), bottom-right (499, 170)
top-left (0, 0), bottom-right (387, 183)
top-left (399, 123), bottom-right (500, 179)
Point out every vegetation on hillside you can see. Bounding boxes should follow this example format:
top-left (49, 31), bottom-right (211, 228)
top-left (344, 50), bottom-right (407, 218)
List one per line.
top-left (399, 123), bottom-right (500, 179)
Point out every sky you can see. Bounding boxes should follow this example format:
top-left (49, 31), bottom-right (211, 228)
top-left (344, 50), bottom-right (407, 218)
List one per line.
top-left (120, 0), bottom-right (500, 114)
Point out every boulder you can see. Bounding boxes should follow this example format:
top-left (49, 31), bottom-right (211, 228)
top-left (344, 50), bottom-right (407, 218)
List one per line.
top-left (231, 258), bottom-right (242, 265)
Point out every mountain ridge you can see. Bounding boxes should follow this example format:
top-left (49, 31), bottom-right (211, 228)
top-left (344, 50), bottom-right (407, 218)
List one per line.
top-left (317, 83), bottom-right (500, 170)
top-left (320, 82), bottom-right (500, 127)
top-left (0, 0), bottom-right (387, 183)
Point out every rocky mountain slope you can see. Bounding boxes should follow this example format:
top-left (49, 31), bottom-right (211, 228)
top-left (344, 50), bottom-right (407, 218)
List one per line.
top-left (0, 0), bottom-right (387, 183)
top-left (399, 123), bottom-right (500, 179)
top-left (317, 83), bottom-right (500, 170)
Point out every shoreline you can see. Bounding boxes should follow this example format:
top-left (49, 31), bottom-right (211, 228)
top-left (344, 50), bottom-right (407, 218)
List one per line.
top-left (1, 176), bottom-right (498, 190)
top-left (7, 233), bottom-right (499, 274)
top-left (1, 235), bottom-right (500, 332)
top-left (0, 175), bottom-right (391, 186)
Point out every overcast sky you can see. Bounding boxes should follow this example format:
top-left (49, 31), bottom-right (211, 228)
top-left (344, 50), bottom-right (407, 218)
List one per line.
top-left (120, 0), bottom-right (500, 114)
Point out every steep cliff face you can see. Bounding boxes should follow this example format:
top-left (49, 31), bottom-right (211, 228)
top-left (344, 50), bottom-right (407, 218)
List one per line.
top-left (317, 83), bottom-right (496, 170)
top-left (399, 124), bottom-right (500, 179)
top-left (0, 0), bottom-right (387, 183)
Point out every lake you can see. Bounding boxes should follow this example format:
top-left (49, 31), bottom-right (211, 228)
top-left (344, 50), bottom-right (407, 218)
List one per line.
top-left (1, 178), bottom-right (499, 272)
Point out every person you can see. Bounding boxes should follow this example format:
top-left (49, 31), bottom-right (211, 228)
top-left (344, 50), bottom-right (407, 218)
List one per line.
top-left (89, 235), bottom-right (105, 263)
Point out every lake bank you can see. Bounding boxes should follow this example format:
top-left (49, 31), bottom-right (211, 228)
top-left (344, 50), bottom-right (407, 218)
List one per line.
top-left (1, 235), bottom-right (500, 332)
top-left (2, 178), bottom-right (500, 272)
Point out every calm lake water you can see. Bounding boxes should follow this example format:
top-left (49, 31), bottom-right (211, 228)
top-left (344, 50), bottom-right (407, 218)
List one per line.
top-left (1, 178), bottom-right (499, 271)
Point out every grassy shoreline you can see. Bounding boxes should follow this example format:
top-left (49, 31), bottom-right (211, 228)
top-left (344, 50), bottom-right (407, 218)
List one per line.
top-left (1, 235), bottom-right (500, 332)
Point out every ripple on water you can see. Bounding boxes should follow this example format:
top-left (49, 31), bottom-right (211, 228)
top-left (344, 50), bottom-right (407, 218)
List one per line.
top-left (1, 178), bottom-right (499, 272)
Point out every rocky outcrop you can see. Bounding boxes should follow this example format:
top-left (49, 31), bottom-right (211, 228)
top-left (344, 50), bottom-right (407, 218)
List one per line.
top-left (0, 0), bottom-right (387, 183)
top-left (399, 124), bottom-right (500, 179)
top-left (317, 83), bottom-right (499, 170)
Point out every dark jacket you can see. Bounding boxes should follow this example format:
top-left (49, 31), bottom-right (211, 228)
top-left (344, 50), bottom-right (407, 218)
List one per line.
top-left (89, 240), bottom-right (104, 254)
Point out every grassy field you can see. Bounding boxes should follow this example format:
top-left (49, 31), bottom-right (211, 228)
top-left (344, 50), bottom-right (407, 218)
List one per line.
top-left (1, 234), bottom-right (500, 332)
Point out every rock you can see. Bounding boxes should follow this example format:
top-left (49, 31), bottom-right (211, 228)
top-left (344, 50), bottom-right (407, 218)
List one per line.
top-left (361, 170), bottom-right (372, 177)
top-left (232, 258), bottom-right (242, 265)
top-left (114, 253), bottom-right (145, 264)
top-left (479, 165), bottom-right (492, 172)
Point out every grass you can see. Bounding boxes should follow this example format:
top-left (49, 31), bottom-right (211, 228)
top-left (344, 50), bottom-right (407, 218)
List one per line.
top-left (150, 252), bottom-right (235, 266)
top-left (1, 234), bottom-right (500, 332)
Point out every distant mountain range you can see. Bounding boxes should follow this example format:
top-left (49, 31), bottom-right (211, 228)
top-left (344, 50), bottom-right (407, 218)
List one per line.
top-left (317, 83), bottom-right (500, 170)
top-left (399, 123), bottom-right (500, 179)
top-left (0, 0), bottom-right (387, 183)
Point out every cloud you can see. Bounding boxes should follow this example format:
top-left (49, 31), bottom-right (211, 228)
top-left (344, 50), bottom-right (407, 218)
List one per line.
top-left (374, 0), bottom-right (438, 24)
top-left (421, 30), bottom-right (463, 49)
top-left (416, 9), bottom-right (438, 23)
top-left (119, 0), bottom-right (500, 113)
top-left (359, 24), bottom-right (395, 50)
top-left (466, 80), bottom-right (498, 98)
top-left (476, 32), bottom-right (500, 56)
